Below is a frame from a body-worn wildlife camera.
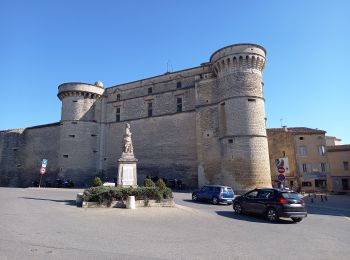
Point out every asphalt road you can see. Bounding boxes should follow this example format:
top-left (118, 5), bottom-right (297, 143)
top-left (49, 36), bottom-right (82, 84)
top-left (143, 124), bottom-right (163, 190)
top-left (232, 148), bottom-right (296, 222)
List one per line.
top-left (0, 188), bottom-right (349, 260)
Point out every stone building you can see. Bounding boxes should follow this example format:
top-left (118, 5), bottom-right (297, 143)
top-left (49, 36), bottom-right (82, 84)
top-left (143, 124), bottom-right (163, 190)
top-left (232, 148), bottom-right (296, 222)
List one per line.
top-left (0, 43), bottom-right (272, 193)
top-left (267, 127), bottom-right (329, 192)
top-left (327, 145), bottom-right (350, 193)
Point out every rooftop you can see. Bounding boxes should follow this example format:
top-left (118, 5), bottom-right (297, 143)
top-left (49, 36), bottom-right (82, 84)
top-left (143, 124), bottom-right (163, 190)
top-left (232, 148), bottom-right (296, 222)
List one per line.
top-left (267, 127), bottom-right (326, 135)
top-left (327, 145), bottom-right (350, 152)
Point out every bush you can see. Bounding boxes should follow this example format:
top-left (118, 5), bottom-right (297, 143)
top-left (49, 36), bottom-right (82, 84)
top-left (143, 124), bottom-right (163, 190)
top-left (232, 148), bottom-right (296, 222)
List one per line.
top-left (162, 187), bottom-right (173, 199)
top-left (156, 179), bottom-right (167, 191)
top-left (82, 186), bottom-right (173, 205)
top-left (92, 176), bottom-right (103, 187)
top-left (144, 178), bottom-right (155, 187)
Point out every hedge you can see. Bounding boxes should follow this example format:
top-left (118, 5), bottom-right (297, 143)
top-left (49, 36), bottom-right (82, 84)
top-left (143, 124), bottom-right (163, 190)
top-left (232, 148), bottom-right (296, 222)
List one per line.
top-left (82, 186), bottom-right (173, 206)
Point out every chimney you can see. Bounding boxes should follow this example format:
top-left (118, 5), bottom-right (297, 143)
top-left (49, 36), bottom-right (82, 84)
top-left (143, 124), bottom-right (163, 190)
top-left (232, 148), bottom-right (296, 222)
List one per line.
top-left (282, 125), bottom-right (288, 132)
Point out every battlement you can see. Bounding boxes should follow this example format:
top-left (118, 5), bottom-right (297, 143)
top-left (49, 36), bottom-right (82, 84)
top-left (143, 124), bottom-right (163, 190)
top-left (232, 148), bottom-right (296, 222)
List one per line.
top-left (210, 43), bottom-right (266, 77)
top-left (58, 82), bottom-right (105, 100)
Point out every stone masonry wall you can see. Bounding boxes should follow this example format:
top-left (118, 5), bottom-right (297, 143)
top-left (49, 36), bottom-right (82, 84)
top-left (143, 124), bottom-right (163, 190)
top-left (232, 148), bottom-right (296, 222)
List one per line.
top-left (0, 125), bottom-right (59, 187)
top-left (103, 112), bottom-right (198, 187)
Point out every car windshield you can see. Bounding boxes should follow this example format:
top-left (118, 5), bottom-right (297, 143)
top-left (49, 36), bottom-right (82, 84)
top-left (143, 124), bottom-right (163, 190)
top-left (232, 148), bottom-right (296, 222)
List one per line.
top-left (281, 192), bottom-right (301, 200)
top-left (224, 187), bottom-right (233, 193)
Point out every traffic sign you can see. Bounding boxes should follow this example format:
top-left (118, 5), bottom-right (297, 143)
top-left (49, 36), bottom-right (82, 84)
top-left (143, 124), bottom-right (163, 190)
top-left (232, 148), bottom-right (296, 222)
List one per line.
top-left (40, 167), bottom-right (46, 175)
top-left (278, 174), bottom-right (286, 182)
top-left (277, 166), bottom-right (285, 174)
top-left (41, 159), bottom-right (48, 168)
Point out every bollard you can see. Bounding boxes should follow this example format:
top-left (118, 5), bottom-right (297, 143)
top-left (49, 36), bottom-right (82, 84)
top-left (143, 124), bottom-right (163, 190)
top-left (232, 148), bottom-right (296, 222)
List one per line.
top-left (126, 196), bottom-right (136, 209)
top-left (311, 198), bottom-right (314, 203)
top-left (325, 194), bottom-right (328, 201)
top-left (321, 195), bottom-right (323, 202)
top-left (308, 193), bottom-right (311, 197)
top-left (76, 193), bottom-right (83, 207)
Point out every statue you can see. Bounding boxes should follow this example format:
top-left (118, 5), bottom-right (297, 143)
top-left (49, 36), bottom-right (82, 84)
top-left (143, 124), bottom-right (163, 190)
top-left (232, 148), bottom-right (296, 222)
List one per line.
top-left (122, 123), bottom-right (134, 155)
top-left (118, 123), bottom-right (138, 187)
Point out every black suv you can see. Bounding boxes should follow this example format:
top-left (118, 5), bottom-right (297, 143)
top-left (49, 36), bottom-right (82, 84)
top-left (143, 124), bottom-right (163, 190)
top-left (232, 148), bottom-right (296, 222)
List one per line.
top-left (232, 188), bottom-right (307, 222)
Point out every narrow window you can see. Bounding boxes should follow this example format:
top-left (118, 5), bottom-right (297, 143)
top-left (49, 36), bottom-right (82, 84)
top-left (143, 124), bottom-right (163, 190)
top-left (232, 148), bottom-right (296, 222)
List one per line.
top-left (69, 135), bottom-right (75, 138)
top-left (176, 81), bottom-right (182, 89)
top-left (148, 102), bottom-right (153, 117)
top-left (116, 107), bottom-right (121, 122)
top-left (302, 163), bottom-right (307, 173)
top-left (72, 100), bottom-right (77, 103)
top-left (72, 121), bottom-right (77, 124)
top-left (321, 163), bottom-right (326, 172)
top-left (248, 98), bottom-right (256, 102)
top-left (228, 139), bottom-right (233, 144)
top-left (344, 161), bottom-right (349, 170)
top-left (93, 150), bottom-right (98, 153)
top-left (116, 94), bottom-right (121, 101)
top-left (299, 146), bottom-right (307, 156)
top-left (177, 97), bottom-right (183, 112)
top-left (91, 134), bottom-right (97, 137)
top-left (63, 155), bottom-right (68, 158)
top-left (318, 145), bottom-right (326, 156)
top-left (299, 137), bottom-right (304, 140)
top-left (148, 87), bottom-right (153, 94)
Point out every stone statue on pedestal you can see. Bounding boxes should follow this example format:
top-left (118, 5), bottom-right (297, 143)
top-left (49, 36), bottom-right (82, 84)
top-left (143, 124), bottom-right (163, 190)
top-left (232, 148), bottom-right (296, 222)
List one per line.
top-left (117, 123), bottom-right (138, 187)
top-left (122, 123), bottom-right (134, 156)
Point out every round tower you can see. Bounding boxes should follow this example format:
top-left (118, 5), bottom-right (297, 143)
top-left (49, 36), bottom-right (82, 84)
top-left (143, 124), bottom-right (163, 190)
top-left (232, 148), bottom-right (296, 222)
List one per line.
top-left (210, 43), bottom-right (272, 193)
top-left (57, 82), bottom-right (105, 186)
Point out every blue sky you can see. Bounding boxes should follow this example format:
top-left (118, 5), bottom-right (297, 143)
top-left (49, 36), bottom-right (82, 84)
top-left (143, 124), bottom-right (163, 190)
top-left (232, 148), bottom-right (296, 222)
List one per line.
top-left (1, 0), bottom-right (349, 143)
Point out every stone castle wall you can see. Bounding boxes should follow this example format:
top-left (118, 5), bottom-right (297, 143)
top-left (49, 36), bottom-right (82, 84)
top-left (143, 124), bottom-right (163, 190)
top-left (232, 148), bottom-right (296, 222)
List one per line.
top-left (0, 43), bottom-right (272, 191)
top-left (0, 124), bottom-right (60, 187)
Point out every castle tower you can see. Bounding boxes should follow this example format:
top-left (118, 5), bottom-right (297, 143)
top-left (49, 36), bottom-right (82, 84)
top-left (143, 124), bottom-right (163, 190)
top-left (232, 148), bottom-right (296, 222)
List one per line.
top-left (197, 43), bottom-right (271, 193)
top-left (57, 82), bottom-right (105, 186)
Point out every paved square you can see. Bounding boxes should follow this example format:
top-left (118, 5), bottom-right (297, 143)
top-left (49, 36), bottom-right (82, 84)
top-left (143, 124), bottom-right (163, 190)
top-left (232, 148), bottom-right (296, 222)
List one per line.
top-left (0, 188), bottom-right (349, 259)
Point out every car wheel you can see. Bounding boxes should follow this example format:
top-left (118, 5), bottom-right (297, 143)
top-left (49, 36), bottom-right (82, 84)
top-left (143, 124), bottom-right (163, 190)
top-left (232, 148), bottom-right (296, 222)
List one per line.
top-left (291, 217), bottom-right (303, 223)
top-left (266, 208), bottom-right (279, 222)
top-left (192, 194), bottom-right (198, 201)
top-left (233, 202), bottom-right (242, 214)
top-left (212, 197), bottom-right (219, 205)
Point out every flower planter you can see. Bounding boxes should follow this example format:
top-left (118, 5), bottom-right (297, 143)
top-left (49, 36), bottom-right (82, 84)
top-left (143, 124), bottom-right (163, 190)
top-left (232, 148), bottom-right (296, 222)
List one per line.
top-left (81, 198), bottom-right (175, 208)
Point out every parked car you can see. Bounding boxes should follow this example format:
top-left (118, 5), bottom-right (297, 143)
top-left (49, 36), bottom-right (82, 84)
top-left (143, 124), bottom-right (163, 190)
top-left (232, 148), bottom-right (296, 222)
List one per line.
top-left (192, 185), bottom-right (234, 205)
top-left (232, 188), bottom-right (307, 222)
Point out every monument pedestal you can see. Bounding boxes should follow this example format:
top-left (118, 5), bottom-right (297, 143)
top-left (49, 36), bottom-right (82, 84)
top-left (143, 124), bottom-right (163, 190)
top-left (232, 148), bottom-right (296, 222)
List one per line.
top-left (117, 155), bottom-right (138, 187)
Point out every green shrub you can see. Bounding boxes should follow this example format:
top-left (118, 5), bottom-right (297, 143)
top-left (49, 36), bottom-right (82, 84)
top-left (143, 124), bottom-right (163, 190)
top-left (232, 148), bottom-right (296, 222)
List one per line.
top-left (162, 187), bottom-right (173, 199)
top-left (82, 186), bottom-right (173, 205)
top-left (92, 176), bottom-right (103, 187)
top-left (156, 179), bottom-right (167, 191)
top-left (144, 178), bottom-right (155, 187)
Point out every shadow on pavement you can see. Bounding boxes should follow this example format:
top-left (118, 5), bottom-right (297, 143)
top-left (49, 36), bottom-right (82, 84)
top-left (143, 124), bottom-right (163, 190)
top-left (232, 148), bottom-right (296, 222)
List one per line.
top-left (306, 206), bottom-right (350, 217)
top-left (216, 211), bottom-right (295, 224)
top-left (182, 199), bottom-right (231, 206)
top-left (20, 197), bottom-right (76, 206)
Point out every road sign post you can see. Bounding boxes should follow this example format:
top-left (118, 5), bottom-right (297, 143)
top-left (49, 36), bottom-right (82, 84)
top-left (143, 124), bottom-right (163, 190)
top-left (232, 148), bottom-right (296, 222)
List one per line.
top-left (38, 159), bottom-right (48, 188)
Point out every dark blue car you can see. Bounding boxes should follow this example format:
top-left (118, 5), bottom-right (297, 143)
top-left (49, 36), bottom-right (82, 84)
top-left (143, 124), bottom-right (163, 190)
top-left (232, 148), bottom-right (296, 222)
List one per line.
top-left (192, 185), bottom-right (235, 205)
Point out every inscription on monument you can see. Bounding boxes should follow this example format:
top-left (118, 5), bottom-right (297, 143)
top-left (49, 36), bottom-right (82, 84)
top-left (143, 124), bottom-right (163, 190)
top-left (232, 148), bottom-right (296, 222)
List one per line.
top-left (122, 166), bottom-right (134, 185)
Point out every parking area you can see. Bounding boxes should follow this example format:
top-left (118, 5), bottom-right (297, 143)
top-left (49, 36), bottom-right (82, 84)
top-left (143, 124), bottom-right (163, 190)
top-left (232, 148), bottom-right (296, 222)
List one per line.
top-left (0, 188), bottom-right (349, 259)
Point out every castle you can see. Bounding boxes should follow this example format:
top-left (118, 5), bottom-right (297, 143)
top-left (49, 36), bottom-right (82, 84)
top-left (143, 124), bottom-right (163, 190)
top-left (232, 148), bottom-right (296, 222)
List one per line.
top-left (0, 43), bottom-right (272, 192)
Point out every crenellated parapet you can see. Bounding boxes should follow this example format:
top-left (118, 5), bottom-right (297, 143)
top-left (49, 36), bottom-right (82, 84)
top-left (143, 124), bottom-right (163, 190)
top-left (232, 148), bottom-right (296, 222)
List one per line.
top-left (210, 44), bottom-right (266, 78)
top-left (58, 82), bottom-right (104, 100)
top-left (58, 82), bottom-right (105, 122)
